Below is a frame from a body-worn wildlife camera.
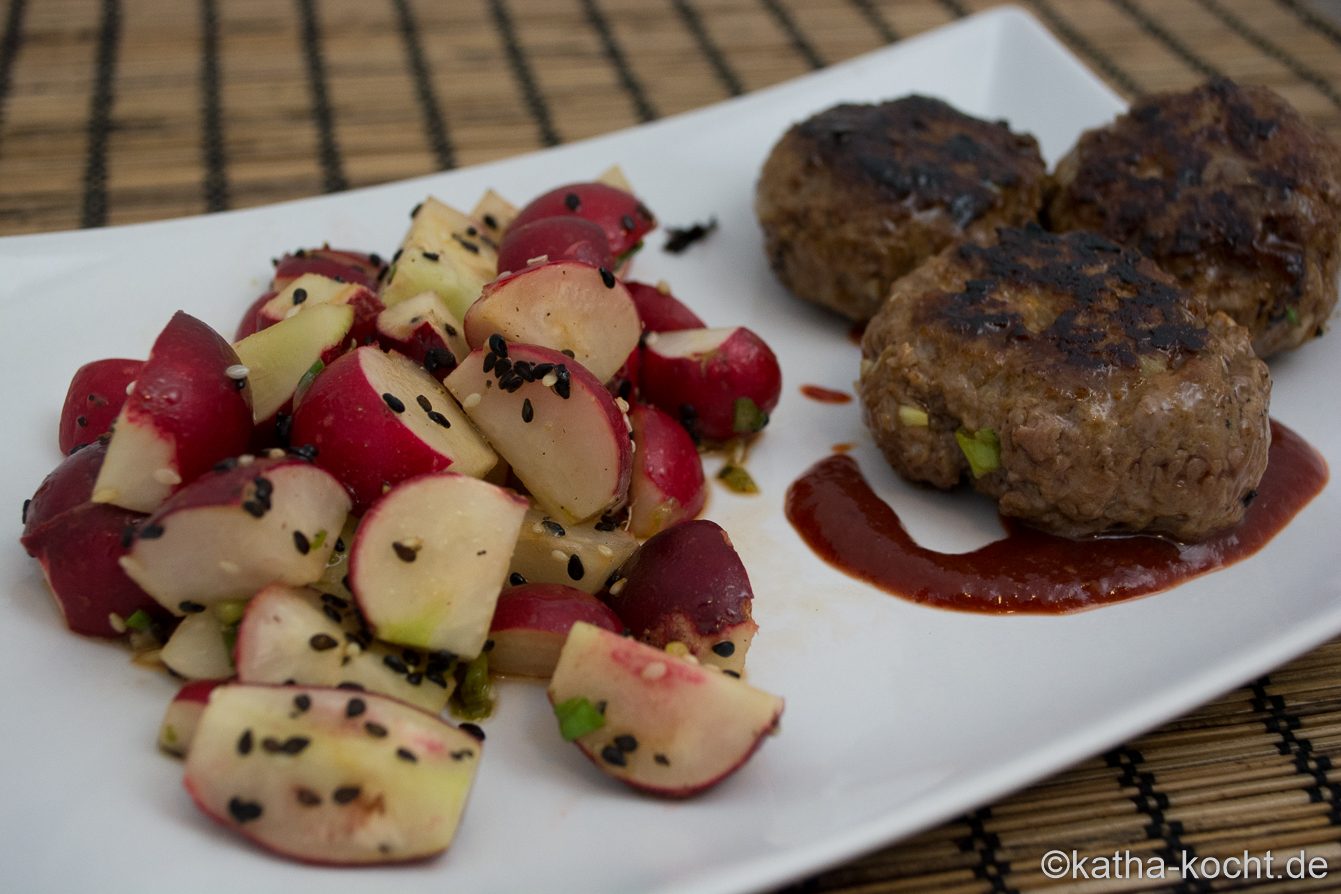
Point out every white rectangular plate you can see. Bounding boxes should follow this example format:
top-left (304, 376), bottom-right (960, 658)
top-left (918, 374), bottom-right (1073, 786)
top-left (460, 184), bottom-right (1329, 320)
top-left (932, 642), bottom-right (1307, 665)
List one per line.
top-left (3, 8), bottom-right (1340, 894)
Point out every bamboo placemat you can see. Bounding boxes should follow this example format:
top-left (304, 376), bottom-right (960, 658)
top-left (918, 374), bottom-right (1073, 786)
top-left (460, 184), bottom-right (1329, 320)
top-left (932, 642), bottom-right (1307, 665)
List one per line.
top-left (4, 1), bottom-right (1341, 891)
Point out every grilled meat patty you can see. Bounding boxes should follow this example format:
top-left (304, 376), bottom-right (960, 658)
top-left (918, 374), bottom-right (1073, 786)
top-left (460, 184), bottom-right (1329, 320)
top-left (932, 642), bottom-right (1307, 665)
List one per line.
top-left (1048, 79), bottom-right (1341, 358)
top-left (756, 96), bottom-right (1048, 322)
top-left (859, 225), bottom-right (1271, 541)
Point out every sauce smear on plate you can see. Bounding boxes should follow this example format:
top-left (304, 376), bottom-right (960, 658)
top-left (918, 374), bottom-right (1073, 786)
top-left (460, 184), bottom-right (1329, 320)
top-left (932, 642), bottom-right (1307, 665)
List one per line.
top-left (799, 384), bottom-right (852, 404)
top-left (785, 421), bottom-right (1327, 613)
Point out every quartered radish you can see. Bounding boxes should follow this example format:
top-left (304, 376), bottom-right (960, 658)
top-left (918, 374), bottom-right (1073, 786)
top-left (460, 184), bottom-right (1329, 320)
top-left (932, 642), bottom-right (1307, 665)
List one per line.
top-left (160, 608), bottom-right (237, 681)
top-left (233, 302), bottom-right (354, 424)
top-left (184, 684), bottom-right (481, 864)
top-left (374, 290), bottom-right (469, 382)
top-left (159, 679), bottom-right (226, 758)
top-left (444, 342), bottom-right (632, 524)
top-left (508, 506), bottom-right (637, 595)
top-left (463, 261), bottom-right (641, 384)
top-left (489, 583), bottom-right (623, 678)
top-left (349, 472), bottom-right (528, 658)
top-left (118, 455), bottom-right (351, 614)
top-left (58, 358), bottom-right (143, 456)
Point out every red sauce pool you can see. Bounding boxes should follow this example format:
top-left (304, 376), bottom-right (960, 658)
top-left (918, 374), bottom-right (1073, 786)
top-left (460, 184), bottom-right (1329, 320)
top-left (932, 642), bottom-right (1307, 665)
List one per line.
top-left (785, 421), bottom-right (1328, 613)
top-left (800, 384), bottom-right (853, 404)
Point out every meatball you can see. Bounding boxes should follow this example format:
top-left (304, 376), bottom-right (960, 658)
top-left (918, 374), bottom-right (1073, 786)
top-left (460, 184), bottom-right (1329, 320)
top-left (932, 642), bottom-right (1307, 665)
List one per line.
top-left (1048, 79), bottom-right (1341, 358)
top-left (755, 96), bottom-right (1048, 322)
top-left (859, 225), bottom-right (1271, 541)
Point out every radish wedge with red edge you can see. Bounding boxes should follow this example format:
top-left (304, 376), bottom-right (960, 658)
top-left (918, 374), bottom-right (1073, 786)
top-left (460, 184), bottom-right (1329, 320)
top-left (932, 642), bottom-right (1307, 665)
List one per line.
top-left (92, 312), bottom-right (254, 514)
top-left (463, 261), bottom-right (641, 384)
top-left (233, 303), bottom-right (354, 423)
top-left (489, 583), bottom-right (623, 678)
top-left (158, 679), bottom-right (226, 758)
top-left (510, 182), bottom-right (655, 259)
top-left (184, 684), bottom-right (481, 865)
top-left (508, 507), bottom-right (637, 595)
top-left (349, 471), bottom-right (527, 658)
top-left (235, 584), bottom-right (455, 714)
top-left (118, 455), bottom-right (351, 614)
top-left (444, 342), bottom-right (632, 525)
top-left (547, 622), bottom-right (783, 798)
top-left (288, 345), bottom-right (497, 514)
top-left (640, 326), bottom-right (782, 443)
top-left (58, 358), bottom-right (143, 456)
top-left (374, 291), bottom-right (469, 381)
top-left (626, 403), bottom-right (707, 538)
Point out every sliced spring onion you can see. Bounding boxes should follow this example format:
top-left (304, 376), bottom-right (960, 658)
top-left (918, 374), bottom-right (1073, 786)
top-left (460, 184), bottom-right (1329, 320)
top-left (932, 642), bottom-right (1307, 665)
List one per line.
top-left (955, 427), bottom-right (1000, 478)
top-left (554, 696), bottom-right (607, 741)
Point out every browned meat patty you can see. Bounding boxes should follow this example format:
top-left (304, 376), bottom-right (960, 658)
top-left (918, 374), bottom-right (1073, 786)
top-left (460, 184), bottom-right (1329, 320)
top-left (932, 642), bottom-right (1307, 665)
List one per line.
top-left (755, 96), bottom-right (1048, 322)
top-left (859, 225), bottom-right (1271, 541)
top-left (1048, 79), bottom-right (1341, 358)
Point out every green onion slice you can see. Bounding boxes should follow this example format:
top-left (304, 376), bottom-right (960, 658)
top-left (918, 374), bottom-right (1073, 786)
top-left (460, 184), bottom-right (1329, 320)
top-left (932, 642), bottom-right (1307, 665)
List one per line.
top-left (554, 696), bottom-right (607, 741)
top-left (955, 427), bottom-right (1001, 478)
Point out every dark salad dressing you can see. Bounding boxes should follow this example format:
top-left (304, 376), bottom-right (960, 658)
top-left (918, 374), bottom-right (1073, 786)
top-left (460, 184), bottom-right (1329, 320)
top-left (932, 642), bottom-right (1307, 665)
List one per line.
top-left (785, 421), bottom-right (1327, 613)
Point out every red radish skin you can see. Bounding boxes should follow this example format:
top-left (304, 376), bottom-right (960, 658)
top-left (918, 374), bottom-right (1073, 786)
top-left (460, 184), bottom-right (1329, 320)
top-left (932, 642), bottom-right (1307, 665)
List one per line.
top-left (640, 326), bottom-right (782, 443)
top-left (23, 439), bottom-right (110, 540)
top-left (373, 292), bottom-right (468, 383)
top-left (58, 358), bottom-right (143, 455)
top-left (158, 679), bottom-right (227, 758)
top-left (510, 182), bottom-right (656, 258)
top-left (92, 312), bottom-right (254, 513)
top-left (489, 583), bottom-right (623, 677)
top-left (234, 291), bottom-right (275, 341)
top-left (22, 501), bottom-right (164, 638)
top-left (289, 346), bottom-right (496, 514)
top-left (625, 281), bottom-right (706, 332)
top-left (626, 404), bottom-right (707, 538)
top-left (497, 216), bottom-right (614, 274)
top-left (272, 249), bottom-right (385, 291)
top-left (607, 519), bottom-right (757, 674)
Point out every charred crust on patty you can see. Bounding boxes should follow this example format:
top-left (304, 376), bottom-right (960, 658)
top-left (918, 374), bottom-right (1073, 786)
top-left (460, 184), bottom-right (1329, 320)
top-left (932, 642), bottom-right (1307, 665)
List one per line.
top-left (1049, 78), bottom-right (1341, 357)
top-left (756, 96), bottom-right (1048, 322)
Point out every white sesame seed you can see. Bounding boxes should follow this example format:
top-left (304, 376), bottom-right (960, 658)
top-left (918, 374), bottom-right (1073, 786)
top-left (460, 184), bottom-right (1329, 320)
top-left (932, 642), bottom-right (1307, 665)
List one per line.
top-left (656, 280), bottom-right (671, 294)
top-left (609, 578), bottom-right (626, 596)
top-left (464, 393), bottom-right (482, 409)
top-left (615, 397), bottom-right (630, 413)
top-left (641, 662), bottom-right (667, 681)
top-left (532, 523), bottom-right (544, 534)
top-left (525, 254), bottom-right (549, 266)
top-left (267, 447), bottom-right (286, 459)
top-left (225, 364), bottom-right (250, 380)
top-left (541, 372), bottom-right (558, 387)
top-left (125, 380), bottom-right (136, 395)
top-left (238, 454), bottom-right (255, 466)
top-left (551, 549), bottom-right (568, 563)
top-left (153, 468), bottom-right (182, 486)
top-left (107, 613), bottom-right (127, 634)
top-left (597, 544), bottom-right (614, 557)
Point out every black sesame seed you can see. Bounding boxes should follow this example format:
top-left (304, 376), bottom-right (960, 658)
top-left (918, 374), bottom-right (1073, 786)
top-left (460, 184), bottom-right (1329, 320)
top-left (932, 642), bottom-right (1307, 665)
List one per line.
top-left (397, 747), bottom-right (418, 762)
top-left (293, 531), bottom-right (310, 555)
top-left (488, 334), bottom-right (508, 357)
top-left (561, 349), bottom-right (575, 358)
top-left (424, 347), bottom-right (455, 374)
top-left (341, 574), bottom-right (351, 591)
top-left (321, 592), bottom-right (348, 609)
top-left (614, 734), bottom-right (638, 752)
top-left (621, 214), bottom-right (634, 232)
top-left (337, 681), bottom-right (365, 690)
top-left (411, 202), bottom-right (422, 218)
top-left (567, 554), bottom-right (585, 581)
top-left (564, 192), bottom-right (580, 211)
top-left (393, 541), bottom-right (419, 562)
top-left (542, 519), bottom-right (566, 537)
top-left (280, 736), bottom-right (310, 754)
top-left (605, 569), bottom-right (620, 588)
top-left (237, 729), bottom-right (253, 755)
top-left (346, 697), bottom-right (366, 717)
top-left (532, 362), bottom-right (554, 378)
top-left (392, 247), bottom-right (403, 262)
top-left (120, 525), bottom-right (136, 548)
top-left (369, 252), bottom-right (382, 266)
top-left (293, 694), bottom-right (311, 712)
top-left (68, 442), bottom-right (88, 455)
top-left (179, 601), bottom-right (206, 614)
top-left (228, 797), bottom-right (263, 823)
top-left (521, 398), bottom-right (534, 423)
top-left (451, 234), bottom-right (480, 254)
top-left (466, 226), bottom-right (477, 236)
top-left (261, 736), bottom-right (283, 753)
top-left (427, 410), bottom-right (451, 428)
top-left (483, 213), bottom-right (498, 229)
top-left (139, 523), bottom-right (165, 540)
top-left (275, 412), bottom-right (293, 445)
top-left (596, 700), bottom-right (607, 714)
top-left (509, 572), bottom-right (527, 586)
top-left (364, 722), bottom-right (387, 737)
top-left (288, 443), bottom-right (319, 461)
top-left (600, 745), bottom-right (627, 766)
top-left (599, 267), bottom-right (616, 288)
top-left (654, 754), bottom-right (670, 766)
top-left (618, 379), bottom-right (632, 401)
top-left (512, 360), bottom-right (534, 381)
top-left (422, 251), bottom-right (440, 261)
top-left (384, 654), bottom-right (409, 674)
top-left (595, 521), bottom-right (616, 532)
top-left (450, 748), bottom-right (476, 760)
top-left (483, 639), bottom-right (494, 652)
top-left (554, 377), bottom-right (571, 400)
top-left (76, 415), bottom-right (87, 427)
top-left (459, 723), bottom-right (485, 741)
top-left (723, 669), bottom-right (741, 678)
top-left (416, 395), bottom-right (433, 412)
top-left (296, 788), bottom-right (321, 806)
top-left (427, 671), bottom-right (448, 688)
top-left (503, 375), bottom-right (525, 394)
top-left (323, 605), bottom-right (343, 624)
top-left (333, 786), bottom-right (361, 804)
top-left (242, 500), bottom-right (266, 518)
top-left (234, 375), bottom-right (247, 390)
top-left (402, 648), bottom-right (421, 666)
top-left (382, 393), bottom-right (406, 413)
top-left (213, 457), bottom-right (239, 473)
top-left (482, 352), bottom-right (496, 373)
top-left (711, 641), bottom-right (736, 657)
top-left (293, 287), bottom-right (308, 304)
top-left (306, 632), bottom-right (338, 653)
top-left (334, 538), bottom-right (346, 553)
